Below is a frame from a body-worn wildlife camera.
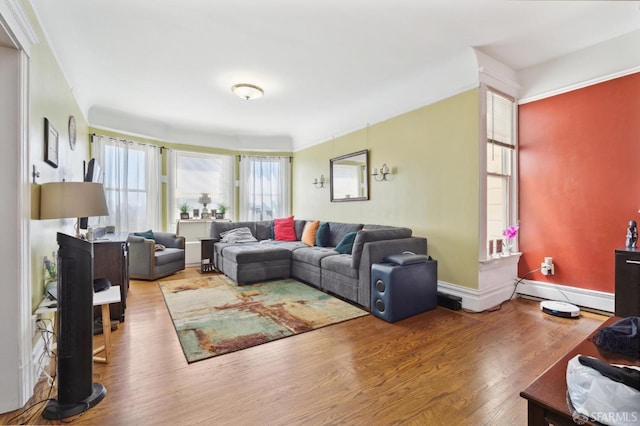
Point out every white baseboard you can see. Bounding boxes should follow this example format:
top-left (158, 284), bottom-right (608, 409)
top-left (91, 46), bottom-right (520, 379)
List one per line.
top-left (437, 279), bottom-right (614, 314)
top-left (516, 280), bottom-right (614, 313)
top-left (437, 280), bottom-right (516, 312)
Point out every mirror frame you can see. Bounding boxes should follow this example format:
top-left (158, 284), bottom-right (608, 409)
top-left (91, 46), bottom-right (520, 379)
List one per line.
top-left (330, 149), bottom-right (369, 202)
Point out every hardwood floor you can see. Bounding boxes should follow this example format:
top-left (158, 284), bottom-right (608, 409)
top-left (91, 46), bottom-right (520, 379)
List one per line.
top-left (3, 267), bottom-right (607, 425)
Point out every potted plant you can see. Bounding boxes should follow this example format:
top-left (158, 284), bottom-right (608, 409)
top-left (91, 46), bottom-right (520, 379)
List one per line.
top-left (179, 202), bottom-right (190, 219)
top-left (216, 203), bottom-right (228, 219)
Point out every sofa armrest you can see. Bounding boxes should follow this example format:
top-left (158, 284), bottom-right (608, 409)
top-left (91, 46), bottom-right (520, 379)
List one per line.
top-left (357, 237), bottom-right (427, 308)
top-left (127, 235), bottom-right (155, 276)
top-left (351, 227), bottom-right (413, 269)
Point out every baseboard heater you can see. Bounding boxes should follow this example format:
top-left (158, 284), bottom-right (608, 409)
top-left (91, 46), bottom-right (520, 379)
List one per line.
top-left (437, 291), bottom-right (462, 311)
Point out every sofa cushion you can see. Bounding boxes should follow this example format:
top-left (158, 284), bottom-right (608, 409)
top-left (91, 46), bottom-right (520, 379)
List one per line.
top-left (363, 224), bottom-right (398, 231)
top-left (316, 222), bottom-right (330, 247)
top-left (154, 248), bottom-right (184, 266)
top-left (294, 220), bottom-right (307, 240)
top-left (335, 231), bottom-right (358, 254)
top-left (327, 222), bottom-right (364, 247)
top-left (254, 220), bottom-right (274, 241)
top-left (274, 216), bottom-right (296, 241)
top-left (321, 254), bottom-right (358, 279)
top-left (291, 246), bottom-right (338, 267)
top-left (301, 220), bottom-right (320, 246)
top-left (262, 240), bottom-right (308, 251)
top-left (221, 243), bottom-right (291, 263)
top-left (350, 227), bottom-right (413, 268)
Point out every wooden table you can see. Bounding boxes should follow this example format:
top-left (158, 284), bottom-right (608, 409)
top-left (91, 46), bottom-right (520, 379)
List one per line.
top-left (520, 316), bottom-right (639, 425)
top-left (91, 286), bottom-right (122, 363)
top-left (36, 285), bottom-right (121, 364)
top-left (199, 237), bottom-right (216, 273)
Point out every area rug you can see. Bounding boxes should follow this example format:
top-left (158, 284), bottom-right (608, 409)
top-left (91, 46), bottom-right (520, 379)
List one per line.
top-left (159, 275), bottom-right (368, 363)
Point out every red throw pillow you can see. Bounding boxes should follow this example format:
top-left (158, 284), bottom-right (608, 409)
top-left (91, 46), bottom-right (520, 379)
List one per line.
top-left (274, 216), bottom-right (297, 241)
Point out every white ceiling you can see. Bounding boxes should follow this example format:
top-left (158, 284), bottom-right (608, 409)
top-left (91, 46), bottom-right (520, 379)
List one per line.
top-left (30, 0), bottom-right (640, 151)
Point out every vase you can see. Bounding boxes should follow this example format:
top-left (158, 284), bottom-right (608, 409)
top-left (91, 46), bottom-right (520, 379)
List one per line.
top-left (502, 240), bottom-right (511, 256)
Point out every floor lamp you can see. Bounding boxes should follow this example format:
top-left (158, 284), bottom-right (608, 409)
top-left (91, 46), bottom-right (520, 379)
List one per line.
top-left (39, 182), bottom-right (109, 420)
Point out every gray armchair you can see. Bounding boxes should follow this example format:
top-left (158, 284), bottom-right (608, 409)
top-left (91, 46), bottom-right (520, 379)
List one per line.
top-left (128, 232), bottom-right (186, 280)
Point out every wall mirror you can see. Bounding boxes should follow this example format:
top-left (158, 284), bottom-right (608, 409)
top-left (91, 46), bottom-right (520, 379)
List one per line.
top-left (330, 149), bottom-right (369, 202)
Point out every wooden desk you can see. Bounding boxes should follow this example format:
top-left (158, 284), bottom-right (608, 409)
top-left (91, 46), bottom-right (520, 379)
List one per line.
top-left (36, 285), bottom-right (121, 364)
top-left (520, 316), bottom-right (639, 425)
top-left (93, 231), bottom-right (129, 321)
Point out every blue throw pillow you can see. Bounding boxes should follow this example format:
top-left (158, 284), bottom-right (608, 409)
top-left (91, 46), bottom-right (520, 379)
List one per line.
top-left (335, 231), bottom-right (357, 254)
top-left (134, 229), bottom-right (154, 240)
top-left (315, 222), bottom-right (330, 247)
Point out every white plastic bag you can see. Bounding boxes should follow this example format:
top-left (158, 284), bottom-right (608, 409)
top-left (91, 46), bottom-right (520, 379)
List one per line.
top-left (566, 354), bottom-right (640, 426)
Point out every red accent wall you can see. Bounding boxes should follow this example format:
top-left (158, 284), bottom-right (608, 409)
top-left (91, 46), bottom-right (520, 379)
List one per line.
top-left (518, 72), bottom-right (640, 292)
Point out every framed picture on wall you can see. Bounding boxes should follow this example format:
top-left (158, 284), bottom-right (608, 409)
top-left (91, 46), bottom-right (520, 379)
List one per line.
top-left (44, 118), bottom-right (59, 168)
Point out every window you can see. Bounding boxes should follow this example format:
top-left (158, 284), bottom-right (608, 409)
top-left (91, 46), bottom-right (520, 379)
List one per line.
top-left (485, 88), bottom-right (517, 257)
top-left (239, 156), bottom-right (291, 221)
top-left (93, 135), bottom-right (162, 232)
top-left (169, 150), bottom-right (234, 223)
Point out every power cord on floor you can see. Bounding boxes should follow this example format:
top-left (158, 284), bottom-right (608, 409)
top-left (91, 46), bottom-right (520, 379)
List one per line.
top-left (462, 267), bottom-right (542, 314)
top-left (545, 278), bottom-right (575, 304)
top-left (35, 318), bottom-right (56, 386)
top-left (515, 268), bottom-right (578, 306)
top-left (510, 267), bottom-right (541, 300)
top-left (7, 320), bottom-right (57, 425)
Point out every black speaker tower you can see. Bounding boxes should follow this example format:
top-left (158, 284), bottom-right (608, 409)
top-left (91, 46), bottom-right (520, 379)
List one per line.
top-left (42, 233), bottom-right (106, 420)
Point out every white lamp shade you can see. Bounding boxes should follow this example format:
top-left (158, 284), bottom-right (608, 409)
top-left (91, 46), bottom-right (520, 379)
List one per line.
top-left (198, 193), bottom-right (212, 205)
top-left (231, 83), bottom-right (264, 100)
top-left (40, 182), bottom-right (109, 219)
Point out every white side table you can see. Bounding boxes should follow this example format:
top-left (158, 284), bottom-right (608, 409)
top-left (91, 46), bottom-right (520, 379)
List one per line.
top-left (35, 285), bottom-right (121, 364)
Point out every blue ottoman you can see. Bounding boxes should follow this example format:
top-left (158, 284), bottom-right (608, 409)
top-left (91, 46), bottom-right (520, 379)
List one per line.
top-left (371, 253), bottom-right (437, 322)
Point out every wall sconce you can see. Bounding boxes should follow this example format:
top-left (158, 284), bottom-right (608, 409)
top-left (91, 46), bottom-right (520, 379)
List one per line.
top-left (313, 174), bottom-right (327, 188)
top-left (372, 164), bottom-right (391, 181)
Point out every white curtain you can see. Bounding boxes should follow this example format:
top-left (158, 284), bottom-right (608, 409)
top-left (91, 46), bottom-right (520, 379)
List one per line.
top-left (239, 155), bottom-right (291, 221)
top-left (166, 149), bottom-right (177, 227)
top-left (93, 135), bottom-right (162, 233)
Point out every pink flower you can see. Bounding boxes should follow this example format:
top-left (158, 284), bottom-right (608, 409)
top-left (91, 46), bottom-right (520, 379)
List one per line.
top-left (502, 225), bottom-right (519, 240)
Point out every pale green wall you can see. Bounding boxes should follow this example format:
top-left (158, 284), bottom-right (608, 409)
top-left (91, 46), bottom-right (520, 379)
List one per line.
top-left (24, 0), bottom-right (91, 311)
top-left (293, 89), bottom-right (480, 289)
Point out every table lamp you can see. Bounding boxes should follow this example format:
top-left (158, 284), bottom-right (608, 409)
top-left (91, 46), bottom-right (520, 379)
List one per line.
top-left (40, 182), bottom-right (109, 238)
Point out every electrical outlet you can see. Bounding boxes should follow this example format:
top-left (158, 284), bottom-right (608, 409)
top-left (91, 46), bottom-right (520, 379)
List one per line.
top-left (541, 257), bottom-right (554, 275)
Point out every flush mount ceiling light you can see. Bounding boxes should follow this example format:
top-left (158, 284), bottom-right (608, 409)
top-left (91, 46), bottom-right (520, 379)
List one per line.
top-left (231, 83), bottom-right (264, 100)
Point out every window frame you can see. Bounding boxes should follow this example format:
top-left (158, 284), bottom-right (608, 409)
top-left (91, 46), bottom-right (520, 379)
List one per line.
top-left (480, 84), bottom-right (519, 260)
top-left (168, 149), bottom-right (235, 225)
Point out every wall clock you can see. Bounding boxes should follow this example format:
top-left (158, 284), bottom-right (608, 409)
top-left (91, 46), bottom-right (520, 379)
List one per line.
top-left (68, 115), bottom-right (76, 150)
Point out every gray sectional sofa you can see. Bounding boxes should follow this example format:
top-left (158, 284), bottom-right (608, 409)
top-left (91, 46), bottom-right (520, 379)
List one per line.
top-left (210, 220), bottom-right (427, 309)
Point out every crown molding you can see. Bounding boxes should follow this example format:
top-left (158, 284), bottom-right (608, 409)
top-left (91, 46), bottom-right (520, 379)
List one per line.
top-left (0, 0), bottom-right (39, 54)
